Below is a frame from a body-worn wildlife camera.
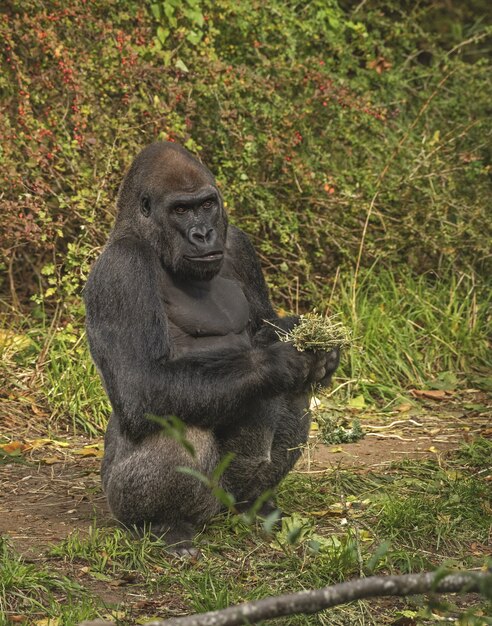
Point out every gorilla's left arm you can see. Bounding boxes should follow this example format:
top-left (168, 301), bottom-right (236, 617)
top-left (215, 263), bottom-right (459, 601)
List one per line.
top-left (226, 225), bottom-right (339, 383)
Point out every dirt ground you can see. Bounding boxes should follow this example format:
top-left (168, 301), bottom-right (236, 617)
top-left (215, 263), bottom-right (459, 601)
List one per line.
top-left (1, 391), bottom-right (490, 560)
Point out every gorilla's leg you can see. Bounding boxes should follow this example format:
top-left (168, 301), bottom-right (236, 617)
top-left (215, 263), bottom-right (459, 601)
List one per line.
top-left (220, 395), bottom-right (310, 509)
top-left (102, 421), bottom-right (221, 552)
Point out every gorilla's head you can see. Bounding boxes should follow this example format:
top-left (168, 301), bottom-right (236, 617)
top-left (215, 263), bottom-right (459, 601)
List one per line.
top-left (116, 142), bottom-right (227, 281)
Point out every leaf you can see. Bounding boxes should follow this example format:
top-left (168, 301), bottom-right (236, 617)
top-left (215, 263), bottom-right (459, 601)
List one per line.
top-left (156, 26), bottom-right (169, 44)
top-left (41, 456), bottom-right (62, 465)
top-left (175, 58), bottom-right (189, 73)
top-left (348, 394), bottom-right (365, 409)
top-left (427, 371), bottom-right (458, 391)
top-left (73, 448), bottom-right (103, 457)
top-left (410, 389), bottom-right (448, 400)
top-left (150, 3), bottom-right (161, 20)
top-left (1, 441), bottom-right (27, 455)
top-left (177, 466), bottom-right (210, 486)
top-left (0, 330), bottom-right (33, 352)
top-left (262, 509), bottom-right (282, 534)
top-left (212, 452), bottom-right (235, 482)
top-left (365, 539), bottom-right (391, 573)
top-left (272, 513), bottom-right (312, 548)
top-left (396, 403), bottom-right (412, 412)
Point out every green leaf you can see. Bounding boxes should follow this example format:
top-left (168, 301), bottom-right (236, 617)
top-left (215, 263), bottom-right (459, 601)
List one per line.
top-left (175, 58), bottom-right (189, 73)
top-left (348, 394), bottom-right (365, 409)
top-left (177, 466), bottom-right (210, 486)
top-left (186, 30), bottom-right (203, 45)
top-left (212, 452), bottom-right (235, 482)
top-left (262, 509), bottom-right (282, 534)
top-left (150, 3), bottom-right (161, 20)
top-left (157, 26), bottom-right (169, 44)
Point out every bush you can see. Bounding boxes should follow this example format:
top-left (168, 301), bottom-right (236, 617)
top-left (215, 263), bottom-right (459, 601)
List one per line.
top-left (1, 0), bottom-right (490, 313)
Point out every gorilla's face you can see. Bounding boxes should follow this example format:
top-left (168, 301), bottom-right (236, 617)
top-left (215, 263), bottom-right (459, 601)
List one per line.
top-left (117, 143), bottom-right (227, 281)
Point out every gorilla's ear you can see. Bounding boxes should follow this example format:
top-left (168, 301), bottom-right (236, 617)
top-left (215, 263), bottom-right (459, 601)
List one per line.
top-left (140, 194), bottom-right (151, 217)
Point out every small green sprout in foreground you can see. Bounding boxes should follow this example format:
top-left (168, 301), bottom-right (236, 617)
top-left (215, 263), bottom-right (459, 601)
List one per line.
top-left (271, 312), bottom-right (352, 352)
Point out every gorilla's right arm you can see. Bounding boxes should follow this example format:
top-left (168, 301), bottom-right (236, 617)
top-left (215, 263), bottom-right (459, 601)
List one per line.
top-left (84, 239), bottom-right (310, 441)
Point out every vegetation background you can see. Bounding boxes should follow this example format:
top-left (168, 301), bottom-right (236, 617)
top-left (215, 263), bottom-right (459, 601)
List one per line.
top-left (0, 0), bottom-right (491, 624)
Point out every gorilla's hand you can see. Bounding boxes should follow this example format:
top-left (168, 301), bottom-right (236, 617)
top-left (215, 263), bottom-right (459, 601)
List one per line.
top-left (307, 347), bottom-right (340, 388)
top-left (266, 342), bottom-right (340, 393)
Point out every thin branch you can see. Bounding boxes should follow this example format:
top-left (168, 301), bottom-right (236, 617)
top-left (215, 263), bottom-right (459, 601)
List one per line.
top-left (79, 571), bottom-right (490, 626)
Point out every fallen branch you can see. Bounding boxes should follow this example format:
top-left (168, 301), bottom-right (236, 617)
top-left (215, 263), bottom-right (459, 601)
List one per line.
top-left (80, 570), bottom-right (490, 626)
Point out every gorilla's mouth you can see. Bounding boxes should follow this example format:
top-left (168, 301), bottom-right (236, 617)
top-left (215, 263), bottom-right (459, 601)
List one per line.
top-left (185, 252), bottom-right (224, 263)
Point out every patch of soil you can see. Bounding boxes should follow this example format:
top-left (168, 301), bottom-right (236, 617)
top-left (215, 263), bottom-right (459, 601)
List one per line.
top-left (299, 392), bottom-right (491, 472)
top-left (1, 394), bottom-right (490, 555)
top-left (0, 453), bottom-right (108, 556)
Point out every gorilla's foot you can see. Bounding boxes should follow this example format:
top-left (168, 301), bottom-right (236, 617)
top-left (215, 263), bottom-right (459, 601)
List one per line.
top-left (258, 499), bottom-right (283, 519)
top-left (151, 522), bottom-right (198, 557)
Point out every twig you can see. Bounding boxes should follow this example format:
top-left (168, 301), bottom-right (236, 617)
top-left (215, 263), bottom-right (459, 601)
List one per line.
top-left (79, 571), bottom-right (489, 626)
top-left (365, 433), bottom-right (414, 441)
top-left (363, 419), bottom-right (424, 429)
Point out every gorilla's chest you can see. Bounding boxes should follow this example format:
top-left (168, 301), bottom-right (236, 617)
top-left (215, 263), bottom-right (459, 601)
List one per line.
top-left (160, 272), bottom-right (251, 356)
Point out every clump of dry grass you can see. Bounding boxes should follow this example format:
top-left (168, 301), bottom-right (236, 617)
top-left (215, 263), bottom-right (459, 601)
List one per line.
top-left (270, 312), bottom-right (352, 352)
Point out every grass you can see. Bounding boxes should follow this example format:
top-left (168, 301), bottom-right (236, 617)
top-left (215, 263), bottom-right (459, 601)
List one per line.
top-left (1, 439), bottom-right (488, 625)
top-left (0, 266), bottom-right (490, 623)
top-left (330, 267), bottom-right (491, 402)
top-left (0, 537), bottom-right (97, 625)
top-left (2, 265), bottom-right (489, 435)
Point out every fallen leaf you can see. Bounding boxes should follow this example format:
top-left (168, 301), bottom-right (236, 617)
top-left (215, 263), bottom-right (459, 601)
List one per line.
top-left (397, 403), bottom-right (412, 412)
top-left (310, 396), bottom-right (322, 410)
top-left (358, 529), bottom-right (373, 542)
top-left (41, 456), bottom-right (62, 465)
top-left (428, 446), bottom-right (439, 453)
top-left (330, 446), bottom-right (344, 453)
top-left (1, 441), bottom-right (29, 455)
top-left (410, 389), bottom-right (448, 400)
top-left (0, 330), bottom-right (33, 352)
top-left (73, 448), bottom-right (103, 457)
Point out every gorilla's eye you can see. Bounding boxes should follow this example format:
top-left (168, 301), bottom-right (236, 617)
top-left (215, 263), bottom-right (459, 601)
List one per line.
top-left (202, 200), bottom-right (214, 209)
top-left (140, 195), bottom-right (151, 217)
top-left (174, 206), bottom-right (188, 215)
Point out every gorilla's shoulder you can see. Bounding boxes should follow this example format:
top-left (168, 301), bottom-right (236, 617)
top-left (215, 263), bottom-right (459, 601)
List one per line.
top-left (226, 225), bottom-right (257, 259)
top-left (86, 237), bottom-right (159, 295)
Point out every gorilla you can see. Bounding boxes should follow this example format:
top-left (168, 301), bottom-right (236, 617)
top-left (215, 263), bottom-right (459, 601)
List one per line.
top-left (84, 142), bottom-right (339, 553)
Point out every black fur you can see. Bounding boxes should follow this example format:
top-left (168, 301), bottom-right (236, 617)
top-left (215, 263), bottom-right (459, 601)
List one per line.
top-left (84, 142), bottom-right (339, 552)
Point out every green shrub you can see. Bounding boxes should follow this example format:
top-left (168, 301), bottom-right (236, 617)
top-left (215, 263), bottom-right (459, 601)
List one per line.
top-left (1, 0), bottom-right (490, 313)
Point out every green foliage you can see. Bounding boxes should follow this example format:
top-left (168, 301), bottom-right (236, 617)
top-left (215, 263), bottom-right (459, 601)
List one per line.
top-left (3, 440), bottom-right (491, 624)
top-left (1, 0), bottom-right (491, 427)
top-left (1, 0), bottom-right (490, 314)
top-left (332, 266), bottom-right (491, 400)
top-left (320, 415), bottom-right (365, 445)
